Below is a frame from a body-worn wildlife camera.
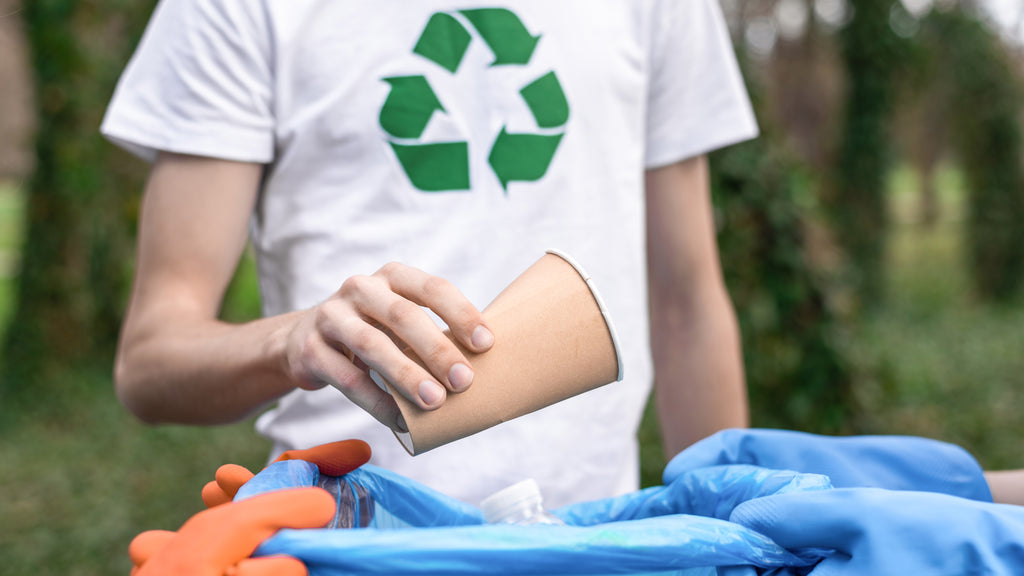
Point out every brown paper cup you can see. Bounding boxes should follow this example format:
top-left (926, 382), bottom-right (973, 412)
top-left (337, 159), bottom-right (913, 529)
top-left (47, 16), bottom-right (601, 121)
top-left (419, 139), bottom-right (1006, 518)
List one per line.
top-left (370, 249), bottom-right (623, 456)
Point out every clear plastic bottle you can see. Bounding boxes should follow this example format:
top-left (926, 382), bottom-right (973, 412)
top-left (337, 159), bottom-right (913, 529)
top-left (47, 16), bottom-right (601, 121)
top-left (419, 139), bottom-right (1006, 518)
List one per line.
top-left (480, 478), bottom-right (566, 525)
top-left (317, 474), bottom-right (376, 529)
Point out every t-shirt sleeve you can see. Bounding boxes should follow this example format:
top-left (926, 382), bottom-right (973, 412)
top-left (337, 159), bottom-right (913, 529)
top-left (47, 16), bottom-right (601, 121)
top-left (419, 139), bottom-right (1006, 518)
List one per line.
top-left (100, 0), bottom-right (274, 164)
top-left (644, 0), bottom-right (759, 169)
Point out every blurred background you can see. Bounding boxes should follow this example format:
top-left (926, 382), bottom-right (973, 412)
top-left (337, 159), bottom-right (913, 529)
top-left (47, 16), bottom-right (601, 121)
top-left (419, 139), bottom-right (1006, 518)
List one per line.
top-left (1, 0), bottom-right (1023, 573)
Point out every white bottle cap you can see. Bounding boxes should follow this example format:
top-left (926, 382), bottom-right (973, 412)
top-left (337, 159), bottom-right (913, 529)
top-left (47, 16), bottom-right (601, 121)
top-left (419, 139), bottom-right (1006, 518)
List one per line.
top-left (480, 478), bottom-right (544, 524)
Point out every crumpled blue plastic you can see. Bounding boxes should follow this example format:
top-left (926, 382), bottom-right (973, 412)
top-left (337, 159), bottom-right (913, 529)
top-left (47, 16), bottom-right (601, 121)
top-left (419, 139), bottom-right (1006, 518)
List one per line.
top-left (663, 428), bottom-right (992, 502)
top-left (237, 460), bottom-right (832, 575)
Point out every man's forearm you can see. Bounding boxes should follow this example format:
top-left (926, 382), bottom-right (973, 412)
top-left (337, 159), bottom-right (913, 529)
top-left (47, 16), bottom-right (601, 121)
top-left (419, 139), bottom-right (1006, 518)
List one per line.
top-left (651, 285), bottom-right (748, 459)
top-left (115, 311), bottom-right (301, 425)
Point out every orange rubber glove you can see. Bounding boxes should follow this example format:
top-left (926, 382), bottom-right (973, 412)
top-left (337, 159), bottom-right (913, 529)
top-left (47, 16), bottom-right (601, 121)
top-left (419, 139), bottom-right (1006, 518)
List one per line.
top-left (130, 487), bottom-right (335, 576)
top-left (201, 464), bottom-right (256, 508)
top-left (201, 439), bottom-right (372, 508)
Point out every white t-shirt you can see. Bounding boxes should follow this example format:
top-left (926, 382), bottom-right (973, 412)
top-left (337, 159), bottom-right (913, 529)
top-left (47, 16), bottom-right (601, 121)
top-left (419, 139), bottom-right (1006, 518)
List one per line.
top-left (102, 0), bottom-right (757, 508)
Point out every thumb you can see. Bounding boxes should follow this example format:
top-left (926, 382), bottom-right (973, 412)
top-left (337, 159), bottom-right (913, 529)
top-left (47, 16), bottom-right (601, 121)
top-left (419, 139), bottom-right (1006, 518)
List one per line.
top-left (730, 489), bottom-right (868, 553)
top-left (202, 480), bottom-right (234, 509)
top-left (129, 530), bottom-right (176, 568)
top-left (202, 464), bottom-right (256, 508)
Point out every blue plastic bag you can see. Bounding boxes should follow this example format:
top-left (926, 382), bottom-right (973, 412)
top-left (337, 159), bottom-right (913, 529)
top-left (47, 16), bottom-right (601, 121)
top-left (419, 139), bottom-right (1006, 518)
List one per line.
top-left (236, 460), bottom-right (831, 575)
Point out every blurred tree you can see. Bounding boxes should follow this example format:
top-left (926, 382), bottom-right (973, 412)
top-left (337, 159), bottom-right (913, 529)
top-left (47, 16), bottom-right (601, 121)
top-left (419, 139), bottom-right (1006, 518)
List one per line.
top-left (831, 0), bottom-right (908, 307)
top-left (0, 0), bottom-right (34, 179)
top-left (927, 7), bottom-right (1024, 301)
top-left (713, 142), bottom-right (856, 434)
top-left (894, 20), bottom-right (951, 229)
top-left (766, 4), bottom-right (845, 178)
top-left (713, 55), bottom-right (857, 435)
top-left (0, 0), bottom-right (156, 404)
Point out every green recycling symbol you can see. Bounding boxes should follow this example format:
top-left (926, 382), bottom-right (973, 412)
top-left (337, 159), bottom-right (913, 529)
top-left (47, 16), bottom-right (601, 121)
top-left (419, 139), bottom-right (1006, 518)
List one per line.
top-left (379, 8), bottom-right (569, 192)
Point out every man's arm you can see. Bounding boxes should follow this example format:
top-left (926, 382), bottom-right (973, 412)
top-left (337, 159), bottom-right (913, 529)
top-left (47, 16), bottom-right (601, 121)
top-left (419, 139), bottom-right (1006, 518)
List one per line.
top-left (645, 155), bottom-right (749, 459)
top-left (985, 470), bottom-right (1024, 506)
top-left (115, 152), bottom-right (493, 428)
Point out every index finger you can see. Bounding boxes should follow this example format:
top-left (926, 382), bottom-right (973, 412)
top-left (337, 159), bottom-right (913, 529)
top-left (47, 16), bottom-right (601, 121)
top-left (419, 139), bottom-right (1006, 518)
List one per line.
top-left (376, 263), bottom-right (494, 353)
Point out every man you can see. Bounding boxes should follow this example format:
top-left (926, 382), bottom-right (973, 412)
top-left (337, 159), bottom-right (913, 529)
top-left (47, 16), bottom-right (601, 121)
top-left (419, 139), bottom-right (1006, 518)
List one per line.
top-left (103, 0), bottom-right (756, 507)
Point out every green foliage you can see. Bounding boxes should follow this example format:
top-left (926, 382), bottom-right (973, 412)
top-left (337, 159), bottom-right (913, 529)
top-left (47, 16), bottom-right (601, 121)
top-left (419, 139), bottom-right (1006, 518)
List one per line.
top-left (711, 138), bottom-right (856, 434)
top-left (832, 0), bottom-right (909, 306)
top-left (851, 163), bottom-right (1024, 470)
top-left (700, 49), bottom-right (858, 436)
top-left (638, 393), bottom-right (666, 487)
top-left (922, 8), bottom-right (1024, 301)
top-left (219, 250), bottom-right (264, 323)
top-left (1, 1), bottom-right (157, 399)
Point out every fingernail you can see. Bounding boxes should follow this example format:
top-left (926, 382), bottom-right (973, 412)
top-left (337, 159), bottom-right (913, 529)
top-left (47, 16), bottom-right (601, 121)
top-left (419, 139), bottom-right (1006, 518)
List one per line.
top-left (471, 325), bottom-right (494, 349)
top-left (418, 380), bottom-right (445, 406)
top-left (395, 413), bottom-right (408, 433)
top-left (448, 363), bottom-right (474, 392)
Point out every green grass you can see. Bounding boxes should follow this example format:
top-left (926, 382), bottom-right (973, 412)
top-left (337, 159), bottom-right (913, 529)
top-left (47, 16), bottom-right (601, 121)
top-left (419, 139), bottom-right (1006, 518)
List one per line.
top-left (0, 371), bottom-right (270, 575)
